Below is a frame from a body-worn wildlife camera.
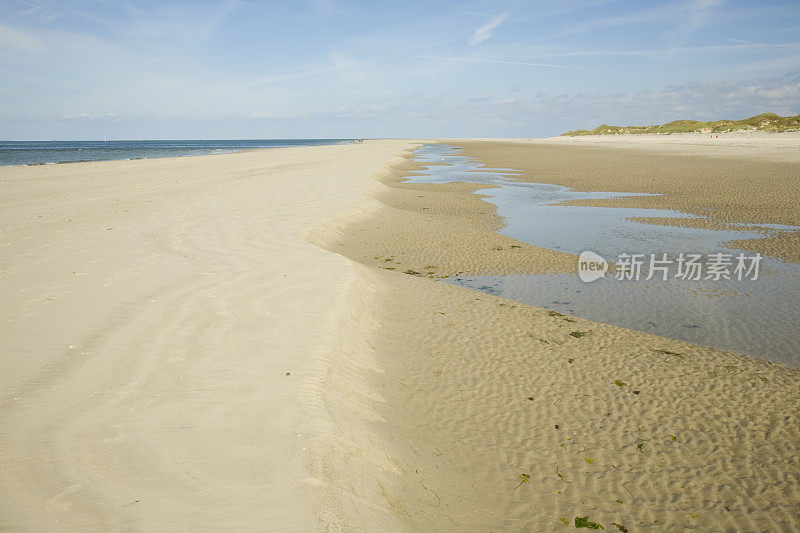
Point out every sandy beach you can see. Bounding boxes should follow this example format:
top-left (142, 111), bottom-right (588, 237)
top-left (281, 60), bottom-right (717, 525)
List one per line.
top-left (2, 137), bottom-right (799, 530)
top-left (0, 141), bottom-right (419, 529)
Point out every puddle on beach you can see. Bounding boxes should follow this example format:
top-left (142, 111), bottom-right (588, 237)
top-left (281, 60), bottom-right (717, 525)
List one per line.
top-left (407, 144), bottom-right (800, 367)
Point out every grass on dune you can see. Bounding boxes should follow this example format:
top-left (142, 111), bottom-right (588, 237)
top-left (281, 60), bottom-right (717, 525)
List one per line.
top-left (562, 113), bottom-right (800, 136)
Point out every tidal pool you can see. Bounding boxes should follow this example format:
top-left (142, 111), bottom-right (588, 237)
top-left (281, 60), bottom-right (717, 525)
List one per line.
top-left (408, 144), bottom-right (800, 367)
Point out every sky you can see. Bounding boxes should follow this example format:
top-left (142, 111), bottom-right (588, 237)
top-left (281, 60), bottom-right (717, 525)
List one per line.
top-left (1, 0), bottom-right (799, 139)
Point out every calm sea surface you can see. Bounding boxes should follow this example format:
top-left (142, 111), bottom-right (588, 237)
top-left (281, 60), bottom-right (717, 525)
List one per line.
top-left (0, 139), bottom-right (356, 167)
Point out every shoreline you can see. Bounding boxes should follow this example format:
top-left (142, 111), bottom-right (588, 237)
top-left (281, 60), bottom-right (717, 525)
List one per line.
top-left (0, 138), bottom-right (359, 168)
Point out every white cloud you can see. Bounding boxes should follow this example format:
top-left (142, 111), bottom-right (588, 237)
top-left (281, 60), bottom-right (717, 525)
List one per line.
top-left (470, 11), bottom-right (508, 45)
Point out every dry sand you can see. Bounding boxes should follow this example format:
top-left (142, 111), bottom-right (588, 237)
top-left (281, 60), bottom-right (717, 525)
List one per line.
top-left (0, 141), bottom-right (420, 530)
top-left (451, 134), bottom-right (800, 262)
top-left (2, 137), bottom-right (799, 531)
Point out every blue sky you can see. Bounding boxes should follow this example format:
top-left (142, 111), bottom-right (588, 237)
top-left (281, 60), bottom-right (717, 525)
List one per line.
top-left (1, 0), bottom-right (799, 139)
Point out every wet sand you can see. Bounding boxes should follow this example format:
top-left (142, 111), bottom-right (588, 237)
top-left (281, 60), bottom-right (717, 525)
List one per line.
top-left (451, 135), bottom-right (800, 262)
top-left (321, 135), bottom-right (800, 530)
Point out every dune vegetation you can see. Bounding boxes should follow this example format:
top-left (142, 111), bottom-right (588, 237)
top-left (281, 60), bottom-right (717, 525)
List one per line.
top-left (562, 112), bottom-right (800, 136)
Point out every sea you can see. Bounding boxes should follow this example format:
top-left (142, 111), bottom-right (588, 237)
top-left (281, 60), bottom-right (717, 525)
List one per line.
top-left (0, 139), bottom-right (357, 167)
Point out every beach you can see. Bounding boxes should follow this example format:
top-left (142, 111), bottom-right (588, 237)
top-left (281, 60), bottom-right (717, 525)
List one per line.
top-left (1, 138), bottom-right (799, 530)
top-left (0, 142), bottom-right (416, 529)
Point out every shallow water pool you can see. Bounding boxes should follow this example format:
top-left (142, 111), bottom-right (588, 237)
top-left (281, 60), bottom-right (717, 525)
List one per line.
top-left (408, 144), bottom-right (800, 367)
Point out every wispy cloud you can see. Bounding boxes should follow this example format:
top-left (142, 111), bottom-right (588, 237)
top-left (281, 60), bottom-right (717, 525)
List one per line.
top-left (13, 0), bottom-right (64, 23)
top-left (557, 0), bottom-right (722, 40)
top-left (310, 0), bottom-right (337, 16)
top-left (118, 1), bottom-right (248, 43)
top-left (461, 11), bottom-right (494, 18)
top-left (509, 40), bottom-right (800, 61)
top-left (481, 74), bottom-right (800, 129)
top-left (58, 112), bottom-right (122, 122)
top-left (412, 55), bottom-right (610, 72)
top-left (0, 22), bottom-right (45, 52)
top-left (470, 11), bottom-right (508, 45)
top-left (729, 38), bottom-right (800, 48)
top-left (675, 0), bottom-right (723, 39)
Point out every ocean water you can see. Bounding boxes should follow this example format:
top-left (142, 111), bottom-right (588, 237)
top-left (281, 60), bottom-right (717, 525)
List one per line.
top-left (409, 144), bottom-right (800, 367)
top-left (0, 139), bottom-right (356, 167)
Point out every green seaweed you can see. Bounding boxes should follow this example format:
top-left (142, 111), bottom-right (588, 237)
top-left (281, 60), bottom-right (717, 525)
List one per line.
top-left (548, 311), bottom-right (565, 317)
top-left (575, 515), bottom-right (604, 529)
top-left (613, 380), bottom-right (627, 387)
top-left (404, 269), bottom-right (421, 276)
top-left (611, 523), bottom-right (628, 532)
top-left (654, 349), bottom-right (683, 357)
top-left (514, 473), bottom-right (531, 489)
top-left (569, 331), bottom-right (587, 338)
top-left (560, 518), bottom-right (570, 526)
